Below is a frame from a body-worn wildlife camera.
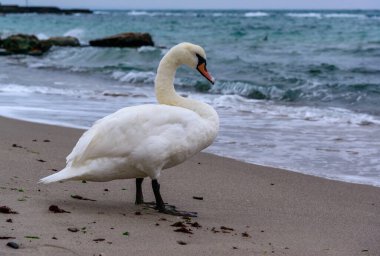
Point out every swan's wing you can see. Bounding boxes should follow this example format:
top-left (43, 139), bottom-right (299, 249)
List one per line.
top-left (66, 104), bottom-right (206, 168)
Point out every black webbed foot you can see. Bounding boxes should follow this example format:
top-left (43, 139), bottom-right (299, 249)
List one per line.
top-left (150, 179), bottom-right (197, 217)
top-left (144, 201), bottom-right (176, 210)
top-left (158, 206), bottom-right (197, 217)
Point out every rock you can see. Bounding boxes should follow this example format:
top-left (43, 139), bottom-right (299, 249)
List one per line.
top-left (2, 34), bottom-right (51, 55)
top-left (89, 32), bottom-right (154, 48)
top-left (43, 36), bottom-right (80, 47)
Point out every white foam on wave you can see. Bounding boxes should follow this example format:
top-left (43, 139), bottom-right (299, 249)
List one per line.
top-left (128, 11), bottom-right (149, 16)
top-left (213, 95), bottom-right (380, 126)
top-left (286, 12), bottom-right (368, 19)
top-left (64, 28), bottom-right (85, 41)
top-left (36, 33), bottom-right (49, 40)
top-left (324, 13), bottom-right (367, 19)
top-left (0, 83), bottom-right (92, 97)
top-left (244, 12), bottom-right (269, 17)
top-left (210, 80), bottom-right (265, 97)
top-left (93, 11), bottom-right (110, 15)
top-left (126, 11), bottom-right (193, 17)
top-left (111, 71), bottom-right (155, 84)
top-left (137, 46), bottom-right (157, 53)
top-left (286, 13), bottom-right (322, 18)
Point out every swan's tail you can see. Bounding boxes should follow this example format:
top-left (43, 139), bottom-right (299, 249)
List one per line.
top-left (39, 168), bottom-right (78, 184)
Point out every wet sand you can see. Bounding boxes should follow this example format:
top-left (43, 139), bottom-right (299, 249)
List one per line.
top-left (0, 116), bottom-right (379, 256)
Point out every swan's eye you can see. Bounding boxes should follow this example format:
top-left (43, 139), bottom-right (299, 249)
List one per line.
top-left (196, 54), bottom-right (206, 65)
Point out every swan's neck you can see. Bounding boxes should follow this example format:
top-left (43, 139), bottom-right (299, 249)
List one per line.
top-left (155, 55), bottom-right (218, 126)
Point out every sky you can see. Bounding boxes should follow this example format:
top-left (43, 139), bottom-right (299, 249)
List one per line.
top-left (1, 0), bottom-right (379, 10)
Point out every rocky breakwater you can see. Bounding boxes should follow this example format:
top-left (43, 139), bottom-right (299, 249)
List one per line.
top-left (0, 32), bottom-right (155, 55)
top-left (0, 34), bottom-right (80, 55)
top-left (89, 32), bottom-right (154, 47)
top-left (43, 36), bottom-right (80, 47)
top-left (1, 34), bottom-right (51, 55)
top-left (0, 4), bottom-right (92, 14)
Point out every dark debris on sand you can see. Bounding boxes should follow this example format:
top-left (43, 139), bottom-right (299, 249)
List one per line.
top-left (211, 227), bottom-right (220, 233)
top-left (68, 227), bottom-right (79, 233)
top-left (192, 196), bottom-right (203, 200)
top-left (49, 205), bottom-right (71, 213)
top-left (221, 226), bottom-right (234, 231)
top-left (6, 241), bottom-right (19, 249)
top-left (174, 227), bottom-right (193, 234)
top-left (71, 194), bottom-right (96, 201)
top-left (242, 231), bottom-right (251, 238)
top-left (177, 240), bottom-right (187, 245)
top-left (0, 206), bottom-right (18, 214)
top-left (190, 222), bottom-right (202, 228)
top-left (0, 236), bottom-right (16, 239)
top-left (171, 221), bottom-right (187, 228)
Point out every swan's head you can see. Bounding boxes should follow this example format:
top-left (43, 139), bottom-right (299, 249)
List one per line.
top-left (170, 42), bottom-right (215, 84)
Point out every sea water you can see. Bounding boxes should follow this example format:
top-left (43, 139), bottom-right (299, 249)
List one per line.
top-left (0, 10), bottom-right (380, 186)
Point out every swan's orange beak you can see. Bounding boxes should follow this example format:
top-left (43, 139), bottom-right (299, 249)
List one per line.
top-left (197, 63), bottom-right (215, 84)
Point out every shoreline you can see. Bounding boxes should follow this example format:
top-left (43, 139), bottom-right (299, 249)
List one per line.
top-left (1, 114), bottom-right (379, 188)
top-left (1, 116), bottom-right (379, 255)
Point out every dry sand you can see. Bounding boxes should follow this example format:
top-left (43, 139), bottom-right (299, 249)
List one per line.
top-left (0, 116), bottom-right (379, 256)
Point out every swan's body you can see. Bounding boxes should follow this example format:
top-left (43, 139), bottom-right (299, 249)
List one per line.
top-left (40, 42), bottom-right (219, 216)
top-left (43, 104), bottom-right (217, 182)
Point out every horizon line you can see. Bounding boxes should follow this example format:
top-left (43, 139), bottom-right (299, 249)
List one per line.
top-left (1, 4), bottom-right (379, 11)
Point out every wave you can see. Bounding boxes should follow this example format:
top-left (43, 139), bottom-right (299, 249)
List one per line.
top-left (111, 71), bottom-right (155, 84)
top-left (0, 82), bottom-right (150, 101)
top-left (286, 12), bottom-right (368, 19)
top-left (213, 95), bottom-right (380, 126)
top-left (244, 12), bottom-right (269, 17)
top-left (126, 11), bottom-right (195, 17)
top-left (128, 11), bottom-right (149, 16)
top-left (324, 13), bottom-right (367, 19)
top-left (137, 46), bottom-right (159, 53)
top-left (36, 33), bottom-right (49, 40)
top-left (93, 11), bottom-right (110, 15)
top-left (63, 28), bottom-right (85, 42)
top-left (0, 83), bottom-right (92, 97)
top-left (212, 13), bottom-right (223, 17)
top-left (286, 13), bottom-right (322, 18)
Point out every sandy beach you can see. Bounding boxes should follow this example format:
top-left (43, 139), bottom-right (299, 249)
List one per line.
top-left (0, 116), bottom-right (379, 256)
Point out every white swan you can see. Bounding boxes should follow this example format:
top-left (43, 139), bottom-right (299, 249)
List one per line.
top-left (40, 42), bottom-right (219, 216)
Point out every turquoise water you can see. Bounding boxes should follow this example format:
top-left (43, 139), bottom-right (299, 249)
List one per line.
top-left (1, 10), bottom-right (380, 186)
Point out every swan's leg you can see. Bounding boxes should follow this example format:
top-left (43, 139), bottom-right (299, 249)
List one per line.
top-left (151, 179), bottom-right (197, 217)
top-left (135, 178), bottom-right (144, 205)
top-left (151, 179), bottom-right (165, 209)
